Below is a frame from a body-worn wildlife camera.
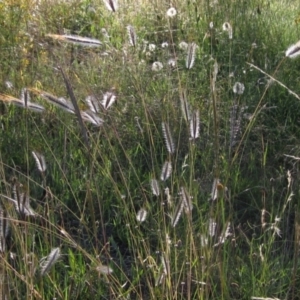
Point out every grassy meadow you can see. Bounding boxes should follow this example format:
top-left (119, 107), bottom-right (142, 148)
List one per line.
top-left (0, 0), bottom-right (300, 299)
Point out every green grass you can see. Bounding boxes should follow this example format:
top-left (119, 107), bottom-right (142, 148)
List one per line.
top-left (0, 0), bottom-right (300, 299)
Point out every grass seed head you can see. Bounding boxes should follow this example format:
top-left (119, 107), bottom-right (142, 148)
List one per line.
top-left (151, 179), bottom-right (160, 196)
top-left (222, 22), bottom-right (233, 39)
top-left (233, 82), bottom-right (245, 95)
top-left (186, 42), bottom-right (197, 69)
top-left (127, 25), bottom-right (137, 47)
top-left (152, 61), bottom-right (163, 71)
top-left (166, 7), bottom-right (177, 18)
top-left (285, 40), bottom-right (300, 58)
top-left (32, 151), bottom-right (47, 173)
top-left (136, 208), bottom-right (147, 222)
top-left (162, 122), bottom-right (175, 154)
top-left (96, 264), bottom-right (113, 275)
top-left (103, 0), bottom-right (118, 12)
top-left (40, 247), bottom-right (61, 276)
top-left (160, 161), bottom-right (172, 181)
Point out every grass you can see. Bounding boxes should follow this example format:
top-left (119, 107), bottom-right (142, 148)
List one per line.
top-left (0, 0), bottom-right (300, 299)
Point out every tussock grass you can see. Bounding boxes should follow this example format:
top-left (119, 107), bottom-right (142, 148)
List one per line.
top-left (0, 0), bottom-right (299, 299)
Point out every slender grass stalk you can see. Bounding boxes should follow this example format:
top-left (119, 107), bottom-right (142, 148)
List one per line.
top-left (181, 186), bottom-right (193, 212)
top-left (58, 67), bottom-right (89, 149)
top-left (231, 59), bottom-right (286, 165)
top-left (0, 0), bottom-right (297, 298)
top-left (211, 60), bottom-right (220, 177)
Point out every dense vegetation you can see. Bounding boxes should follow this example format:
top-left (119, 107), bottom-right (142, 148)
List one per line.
top-left (0, 0), bottom-right (300, 299)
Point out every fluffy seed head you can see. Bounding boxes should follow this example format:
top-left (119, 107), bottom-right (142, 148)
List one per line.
top-left (166, 7), bottom-right (177, 18)
top-left (161, 42), bottom-right (168, 48)
top-left (152, 61), bottom-right (163, 71)
top-left (179, 41), bottom-right (188, 50)
top-left (149, 44), bottom-right (156, 51)
top-left (233, 82), bottom-right (245, 95)
top-left (167, 58), bottom-right (176, 68)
